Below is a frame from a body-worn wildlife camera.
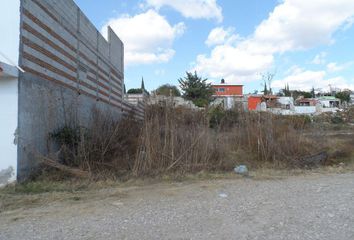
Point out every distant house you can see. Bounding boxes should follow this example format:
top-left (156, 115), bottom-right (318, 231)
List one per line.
top-left (212, 79), bottom-right (243, 97)
top-left (0, 61), bottom-right (18, 184)
top-left (247, 95), bottom-right (279, 111)
top-left (277, 96), bottom-right (294, 109)
top-left (212, 79), bottom-right (244, 109)
top-left (317, 96), bottom-right (340, 108)
top-left (296, 98), bottom-right (318, 106)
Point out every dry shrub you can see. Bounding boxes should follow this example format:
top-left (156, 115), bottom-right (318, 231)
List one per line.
top-left (231, 113), bottom-right (324, 168)
top-left (50, 109), bottom-right (142, 178)
top-left (133, 105), bottom-right (229, 176)
top-left (132, 105), bottom-right (329, 176)
top-left (48, 104), bottom-right (350, 179)
top-left (326, 132), bottom-right (354, 165)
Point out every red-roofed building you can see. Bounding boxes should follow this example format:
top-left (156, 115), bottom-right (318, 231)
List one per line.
top-left (212, 79), bottom-right (243, 97)
top-left (211, 79), bottom-right (244, 109)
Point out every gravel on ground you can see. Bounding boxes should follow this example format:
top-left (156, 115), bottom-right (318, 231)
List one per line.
top-left (0, 173), bottom-right (354, 240)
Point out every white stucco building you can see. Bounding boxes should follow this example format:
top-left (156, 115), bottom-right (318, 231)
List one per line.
top-left (0, 0), bottom-right (20, 185)
top-left (0, 62), bottom-right (19, 185)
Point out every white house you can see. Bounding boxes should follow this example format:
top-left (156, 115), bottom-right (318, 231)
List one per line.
top-left (318, 96), bottom-right (340, 108)
top-left (0, 0), bottom-right (20, 185)
top-left (0, 62), bottom-right (18, 185)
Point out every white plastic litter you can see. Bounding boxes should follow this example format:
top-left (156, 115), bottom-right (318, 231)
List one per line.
top-left (218, 193), bottom-right (228, 198)
top-left (234, 165), bottom-right (248, 175)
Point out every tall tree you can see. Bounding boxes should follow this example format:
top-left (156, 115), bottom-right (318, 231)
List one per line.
top-left (141, 77), bottom-right (145, 91)
top-left (283, 83), bottom-right (291, 96)
top-left (178, 71), bottom-right (214, 107)
top-left (311, 87), bottom-right (315, 98)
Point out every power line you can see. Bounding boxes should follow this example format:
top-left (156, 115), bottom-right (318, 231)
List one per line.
top-left (0, 51), bottom-right (25, 73)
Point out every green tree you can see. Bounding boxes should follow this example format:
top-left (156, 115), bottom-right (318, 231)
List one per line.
top-left (154, 84), bottom-right (181, 97)
top-left (335, 91), bottom-right (351, 103)
top-left (291, 90), bottom-right (312, 99)
top-left (280, 83), bottom-right (291, 96)
top-left (311, 87), bottom-right (315, 98)
top-left (141, 77), bottom-right (145, 91)
top-left (178, 71), bottom-right (214, 107)
top-left (127, 88), bottom-right (143, 94)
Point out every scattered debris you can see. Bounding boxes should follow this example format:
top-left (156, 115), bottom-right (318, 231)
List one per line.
top-left (218, 193), bottom-right (228, 198)
top-left (40, 156), bottom-right (90, 178)
top-left (234, 165), bottom-right (248, 176)
top-left (295, 151), bottom-right (328, 168)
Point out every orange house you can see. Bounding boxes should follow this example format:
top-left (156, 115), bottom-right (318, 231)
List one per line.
top-left (212, 80), bottom-right (243, 96)
top-left (248, 95), bottom-right (279, 110)
top-left (248, 96), bottom-right (262, 110)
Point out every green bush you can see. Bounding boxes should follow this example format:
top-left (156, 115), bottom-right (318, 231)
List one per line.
top-left (331, 115), bottom-right (344, 124)
top-left (50, 126), bottom-right (82, 146)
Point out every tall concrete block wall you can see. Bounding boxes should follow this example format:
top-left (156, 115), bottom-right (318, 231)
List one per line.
top-left (17, 0), bottom-right (128, 181)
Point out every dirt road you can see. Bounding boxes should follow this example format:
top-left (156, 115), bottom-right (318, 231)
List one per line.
top-left (1, 173), bottom-right (354, 240)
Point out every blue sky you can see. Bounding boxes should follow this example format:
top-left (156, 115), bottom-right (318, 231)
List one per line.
top-left (2, 0), bottom-right (353, 93)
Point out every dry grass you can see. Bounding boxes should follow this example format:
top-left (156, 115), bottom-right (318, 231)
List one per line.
top-left (45, 109), bottom-right (142, 180)
top-left (133, 105), bottom-right (230, 176)
top-left (32, 104), bottom-right (354, 180)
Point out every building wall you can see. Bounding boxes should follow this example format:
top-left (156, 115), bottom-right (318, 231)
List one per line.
top-left (0, 77), bottom-right (18, 185)
top-left (294, 106), bottom-right (317, 115)
top-left (17, 0), bottom-right (126, 181)
top-left (124, 93), bottom-right (147, 120)
top-left (213, 85), bottom-right (243, 96)
top-left (248, 96), bottom-right (262, 110)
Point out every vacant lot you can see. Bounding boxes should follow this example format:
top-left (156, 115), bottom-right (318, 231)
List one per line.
top-left (1, 173), bottom-right (354, 240)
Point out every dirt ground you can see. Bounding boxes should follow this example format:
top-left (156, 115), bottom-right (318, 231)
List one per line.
top-left (1, 172), bottom-right (354, 240)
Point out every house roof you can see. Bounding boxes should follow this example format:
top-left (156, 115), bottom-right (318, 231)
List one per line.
top-left (297, 98), bottom-right (317, 102)
top-left (317, 96), bottom-right (339, 101)
top-left (212, 84), bottom-right (243, 87)
top-left (0, 61), bottom-right (18, 79)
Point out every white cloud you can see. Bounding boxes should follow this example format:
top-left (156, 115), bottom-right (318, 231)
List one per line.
top-left (193, 0), bottom-right (354, 84)
top-left (0, 0), bottom-right (20, 65)
top-left (272, 67), bottom-right (354, 91)
top-left (326, 61), bottom-right (353, 73)
top-left (195, 45), bottom-right (273, 83)
top-left (312, 52), bottom-right (327, 65)
top-left (154, 69), bottom-right (166, 76)
top-left (273, 68), bottom-right (326, 91)
top-left (146, 0), bottom-right (223, 22)
top-left (205, 27), bottom-right (240, 47)
top-left (342, 16), bottom-right (354, 30)
top-left (102, 10), bottom-right (185, 65)
top-left (327, 62), bottom-right (344, 73)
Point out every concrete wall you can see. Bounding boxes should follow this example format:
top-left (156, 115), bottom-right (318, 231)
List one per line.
top-left (17, 0), bottom-right (126, 180)
top-left (124, 93), bottom-right (147, 120)
top-left (294, 106), bottom-right (317, 115)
